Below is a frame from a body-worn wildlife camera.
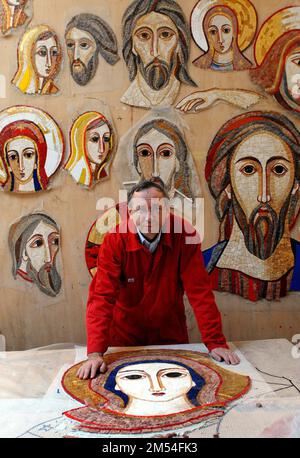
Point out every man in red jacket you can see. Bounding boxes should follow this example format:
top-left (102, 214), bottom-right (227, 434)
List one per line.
top-left (78, 180), bottom-right (239, 379)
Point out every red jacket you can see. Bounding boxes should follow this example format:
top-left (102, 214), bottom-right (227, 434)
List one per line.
top-left (86, 213), bottom-right (228, 354)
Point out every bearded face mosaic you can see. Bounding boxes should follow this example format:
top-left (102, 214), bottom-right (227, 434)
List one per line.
top-left (0, 0), bottom-right (32, 35)
top-left (191, 0), bottom-right (257, 71)
top-left (8, 213), bottom-right (62, 297)
top-left (0, 106), bottom-right (64, 193)
top-left (251, 7), bottom-right (300, 116)
top-left (12, 25), bottom-right (62, 95)
top-left (62, 349), bottom-right (250, 436)
top-left (65, 14), bottom-right (119, 86)
top-left (203, 111), bottom-right (300, 301)
top-left (65, 112), bottom-right (115, 189)
top-left (121, 0), bottom-right (196, 108)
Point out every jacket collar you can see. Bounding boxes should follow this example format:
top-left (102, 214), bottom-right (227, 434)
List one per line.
top-left (125, 218), bottom-right (172, 252)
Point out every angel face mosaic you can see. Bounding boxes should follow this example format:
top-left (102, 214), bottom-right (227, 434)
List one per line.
top-left (191, 0), bottom-right (257, 71)
top-left (204, 111), bottom-right (300, 301)
top-left (9, 213), bottom-right (62, 297)
top-left (0, 106), bottom-right (64, 193)
top-left (65, 14), bottom-right (119, 86)
top-left (12, 25), bottom-right (62, 95)
top-left (0, 0), bottom-right (32, 35)
top-left (121, 0), bottom-right (196, 108)
top-left (251, 7), bottom-right (300, 115)
top-left (65, 112), bottom-right (115, 188)
top-left (62, 349), bottom-right (250, 435)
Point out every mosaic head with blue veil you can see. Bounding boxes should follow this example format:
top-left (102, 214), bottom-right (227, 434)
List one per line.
top-left (104, 359), bottom-right (206, 415)
top-left (62, 349), bottom-right (250, 434)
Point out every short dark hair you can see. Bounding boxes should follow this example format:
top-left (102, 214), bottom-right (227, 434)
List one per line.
top-left (128, 179), bottom-right (170, 203)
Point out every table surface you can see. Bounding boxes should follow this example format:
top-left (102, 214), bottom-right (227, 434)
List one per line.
top-left (0, 338), bottom-right (299, 399)
top-left (0, 338), bottom-right (300, 438)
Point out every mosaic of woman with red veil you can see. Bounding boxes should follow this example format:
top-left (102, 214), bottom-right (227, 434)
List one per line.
top-left (0, 120), bottom-right (48, 192)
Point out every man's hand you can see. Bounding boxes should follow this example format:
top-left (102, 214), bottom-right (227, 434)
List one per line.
top-left (210, 347), bottom-right (240, 365)
top-left (76, 353), bottom-right (107, 379)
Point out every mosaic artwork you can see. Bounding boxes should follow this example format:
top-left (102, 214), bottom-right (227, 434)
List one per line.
top-left (123, 118), bottom-right (199, 200)
top-left (0, 0), bottom-right (32, 36)
top-left (65, 14), bottom-right (119, 86)
top-left (176, 88), bottom-right (261, 113)
top-left (65, 112), bottom-right (115, 189)
top-left (251, 7), bottom-right (300, 116)
top-left (85, 203), bottom-right (125, 277)
top-left (203, 111), bottom-right (300, 301)
top-left (11, 25), bottom-right (62, 95)
top-left (8, 212), bottom-right (62, 297)
top-left (121, 0), bottom-right (197, 108)
top-left (62, 349), bottom-right (250, 436)
top-left (191, 0), bottom-right (257, 71)
top-left (0, 106), bottom-right (64, 193)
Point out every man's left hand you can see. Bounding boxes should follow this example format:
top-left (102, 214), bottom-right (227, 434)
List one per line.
top-left (210, 347), bottom-right (240, 365)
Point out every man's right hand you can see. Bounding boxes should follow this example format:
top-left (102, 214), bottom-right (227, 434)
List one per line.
top-left (76, 353), bottom-right (107, 380)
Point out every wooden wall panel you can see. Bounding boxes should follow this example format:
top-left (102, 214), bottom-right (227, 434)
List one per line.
top-left (0, 0), bottom-right (299, 350)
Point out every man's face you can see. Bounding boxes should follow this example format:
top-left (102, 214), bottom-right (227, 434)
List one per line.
top-left (115, 362), bottom-right (195, 404)
top-left (65, 27), bottom-right (97, 85)
top-left (136, 129), bottom-right (179, 191)
top-left (132, 12), bottom-right (179, 90)
top-left (128, 187), bottom-right (169, 238)
top-left (22, 220), bottom-right (61, 296)
top-left (284, 46), bottom-right (300, 105)
top-left (230, 131), bottom-right (296, 259)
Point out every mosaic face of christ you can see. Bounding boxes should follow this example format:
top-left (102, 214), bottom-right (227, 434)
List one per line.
top-left (229, 131), bottom-right (297, 259)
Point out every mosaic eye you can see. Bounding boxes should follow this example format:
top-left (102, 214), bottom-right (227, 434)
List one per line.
top-left (67, 41), bottom-right (74, 49)
top-left (138, 148), bottom-right (152, 157)
top-left (292, 58), bottom-right (300, 66)
top-left (159, 149), bottom-right (173, 158)
top-left (51, 48), bottom-right (59, 57)
top-left (80, 42), bottom-right (90, 49)
top-left (136, 30), bottom-right (151, 41)
top-left (8, 153), bottom-right (18, 162)
top-left (24, 151), bottom-right (34, 159)
top-left (90, 135), bottom-right (99, 143)
top-left (37, 48), bottom-right (47, 57)
top-left (272, 164), bottom-right (287, 176)
top-left (124, 374), bottom-right (144, 380)
top-left (51, 237), bottom-right (59, 246)
top-left (163, 372), bottom-right (185, 378)
top-left (159, 29), bottom-right (175, 40)
top-left (30, 238), bottom-right (44, 248)
top-left (240, 164), bottom-right (256, 175)
top-left (223, 27), bottom-right (231, 34)
top-left (209, 29), bottom-right (217, 36)
top-left (103, 135), bottom-right (111, 143)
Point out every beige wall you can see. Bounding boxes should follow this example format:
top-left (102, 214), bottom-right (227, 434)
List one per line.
top-left (0, 0), bottom-right (299, 350)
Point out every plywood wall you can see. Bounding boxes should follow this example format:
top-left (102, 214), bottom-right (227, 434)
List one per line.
top-left (0, 0), bottom-right (299, 351)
